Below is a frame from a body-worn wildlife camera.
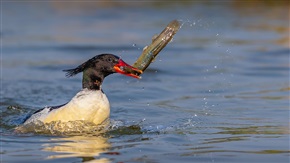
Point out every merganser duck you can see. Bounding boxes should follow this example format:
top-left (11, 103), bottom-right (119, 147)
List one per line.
top-left (23, 54), bottom-right (142, 125)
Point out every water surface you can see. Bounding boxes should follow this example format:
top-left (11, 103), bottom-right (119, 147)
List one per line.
top-left (1, 1), bottom-right (289, 163)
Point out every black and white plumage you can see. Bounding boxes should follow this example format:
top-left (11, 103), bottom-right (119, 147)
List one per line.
top-left (23, 54), bottom-right (142, 125)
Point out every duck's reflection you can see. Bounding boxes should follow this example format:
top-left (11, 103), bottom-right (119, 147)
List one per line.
top-left (43, 135), bottom-right (111, 162)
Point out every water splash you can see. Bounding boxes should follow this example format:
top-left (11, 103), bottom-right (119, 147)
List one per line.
top-left (178, 19), bottom-right (197, 29)
top-left (12, 114), bottom-right (199, 136)
top-left (14, 120), bottom-right (109, 136)
top-left (4, 104), bottom-right (200, 136)
top-left (13, 118), bottom-right (145, 136)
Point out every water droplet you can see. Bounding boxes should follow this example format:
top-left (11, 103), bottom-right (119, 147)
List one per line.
top-left (132, 43), bottom-right (137, 47)
top-left (194, 114), bottom-right (197, 117)
top-left (208, 90), bottom-right (211, 92)
top-left (214, 66), bottom-right (217, 69)
top-left (203, 98), bottom-right (207, 100)
top-left (216, 33), bottom-right (219, 36)
top-left (147, 103), bottom-right (150, 106)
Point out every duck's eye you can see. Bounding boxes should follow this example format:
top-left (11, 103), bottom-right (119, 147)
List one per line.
top-left (107, 58), bottom-right (113, 62)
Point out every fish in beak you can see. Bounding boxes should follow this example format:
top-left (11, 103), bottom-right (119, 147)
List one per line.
top-left (114, 59), bottom-right (143, 79)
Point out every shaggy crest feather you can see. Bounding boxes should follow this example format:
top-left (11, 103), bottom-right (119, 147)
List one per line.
top-left (63, 55), bottom-right (103, 77)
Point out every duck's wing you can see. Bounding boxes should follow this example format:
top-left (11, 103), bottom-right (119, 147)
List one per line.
top-left (22, 103), bottom-right (66, 124)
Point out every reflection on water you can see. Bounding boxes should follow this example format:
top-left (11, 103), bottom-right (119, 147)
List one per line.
top-left (225, 87), bottom-right (290, 100)
top-left (217, 126), bottom-right (290, 135)
top-left (202, 135), bottom-right (249, 144)
top-left (44, 136), bottom-right (110, 162)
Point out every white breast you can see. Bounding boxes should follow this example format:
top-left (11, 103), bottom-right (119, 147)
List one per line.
top-left (24, 89), bottom-right (110, 125)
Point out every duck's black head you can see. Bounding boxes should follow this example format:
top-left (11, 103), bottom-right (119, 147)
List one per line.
top-left (63, 54), bottom-right (142, 90)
